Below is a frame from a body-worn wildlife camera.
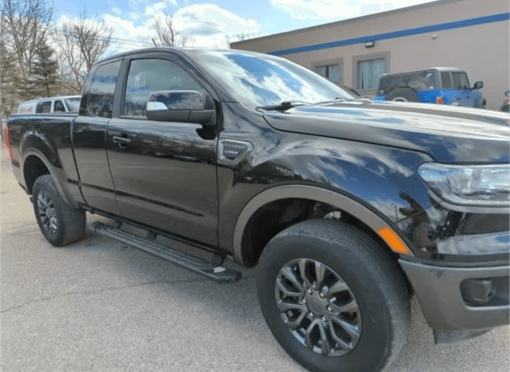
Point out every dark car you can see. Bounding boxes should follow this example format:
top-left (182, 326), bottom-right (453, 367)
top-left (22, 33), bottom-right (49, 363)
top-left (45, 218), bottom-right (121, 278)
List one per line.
top-left (501, 90), bottom-right (510, 112)
top-left (5, 48), bottom-right (509, 372)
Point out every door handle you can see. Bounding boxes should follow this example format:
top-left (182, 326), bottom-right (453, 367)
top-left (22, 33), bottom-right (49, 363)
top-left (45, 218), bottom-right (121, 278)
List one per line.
top-left (112, 136), bottom-right (131, 148)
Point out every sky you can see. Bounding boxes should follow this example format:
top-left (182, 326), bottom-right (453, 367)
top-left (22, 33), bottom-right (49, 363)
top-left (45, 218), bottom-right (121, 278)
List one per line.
top-left (52, 0), bottom-right (437, 53)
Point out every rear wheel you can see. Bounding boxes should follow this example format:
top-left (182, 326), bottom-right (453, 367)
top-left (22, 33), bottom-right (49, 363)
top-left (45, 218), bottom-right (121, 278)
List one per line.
top-left (33, 175), bottom-right (86, 246)
top-left (256, 219), bottom-right (410, 372)
top-left (385, 88), bottom-right (419, 102)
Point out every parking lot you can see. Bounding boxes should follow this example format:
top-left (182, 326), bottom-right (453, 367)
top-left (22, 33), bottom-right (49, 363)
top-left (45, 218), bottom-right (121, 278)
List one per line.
top-left (1, 147), bottom-right (508, 372)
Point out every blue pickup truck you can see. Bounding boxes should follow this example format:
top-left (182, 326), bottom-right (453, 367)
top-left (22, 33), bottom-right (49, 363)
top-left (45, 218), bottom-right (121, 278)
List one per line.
top-left (375, 67), bottom-right (486, 108)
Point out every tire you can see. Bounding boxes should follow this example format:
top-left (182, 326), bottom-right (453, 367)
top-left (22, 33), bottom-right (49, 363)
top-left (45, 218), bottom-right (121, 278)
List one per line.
top-left (256, 219), bottom-right (410, 372)
top-left (385, 88), bottom-right (419, 102)
top-left (32, 175), bottom-right (86, 246)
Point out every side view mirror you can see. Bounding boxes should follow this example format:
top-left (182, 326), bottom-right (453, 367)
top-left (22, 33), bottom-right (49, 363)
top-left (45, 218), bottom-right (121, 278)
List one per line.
top-left (146, 90), bottom-right (215, 125)
top-left (473, 81), bottom-right (483, 90)
top-left (505, 90), bottom-right (510, 97)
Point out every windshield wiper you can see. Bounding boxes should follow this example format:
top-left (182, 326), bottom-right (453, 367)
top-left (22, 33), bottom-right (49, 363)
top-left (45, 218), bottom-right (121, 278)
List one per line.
top-left (257, 101), bottom-right (309, 112)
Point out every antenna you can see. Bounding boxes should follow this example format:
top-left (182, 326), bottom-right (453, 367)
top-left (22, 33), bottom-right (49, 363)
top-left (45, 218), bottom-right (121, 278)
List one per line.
top-left (152, 38), bottom-right (158, 47)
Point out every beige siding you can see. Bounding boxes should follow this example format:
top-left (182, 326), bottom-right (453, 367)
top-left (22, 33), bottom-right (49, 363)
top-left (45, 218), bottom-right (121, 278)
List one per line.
top-left (233, 0), bottom-right (509, 110)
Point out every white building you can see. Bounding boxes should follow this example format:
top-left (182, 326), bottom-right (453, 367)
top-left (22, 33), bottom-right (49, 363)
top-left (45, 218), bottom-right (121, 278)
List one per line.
top-left (232, 0), bottom-right (509, 110)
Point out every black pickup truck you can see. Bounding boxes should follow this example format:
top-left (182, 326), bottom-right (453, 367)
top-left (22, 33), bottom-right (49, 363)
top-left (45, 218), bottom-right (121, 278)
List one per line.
top-left (5, 48), bottom-right (509, 372)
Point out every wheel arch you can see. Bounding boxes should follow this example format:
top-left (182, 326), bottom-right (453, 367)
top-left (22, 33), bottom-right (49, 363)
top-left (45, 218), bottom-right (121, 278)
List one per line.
top-left (233, 185), bottom-right (413, 266)
top-left (22, 150), bottom-right (76, 208)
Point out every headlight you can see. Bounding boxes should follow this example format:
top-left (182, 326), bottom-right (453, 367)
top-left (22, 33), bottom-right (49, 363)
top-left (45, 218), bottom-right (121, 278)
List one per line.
top-left (418, 163), bottom-right (509, 206)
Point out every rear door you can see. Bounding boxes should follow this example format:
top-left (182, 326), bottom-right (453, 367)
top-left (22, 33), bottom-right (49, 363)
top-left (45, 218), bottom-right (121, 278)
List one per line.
top-left (106, 54), bottom-right (220, 246)
top-left (72, 59), bottom-right (122, 214)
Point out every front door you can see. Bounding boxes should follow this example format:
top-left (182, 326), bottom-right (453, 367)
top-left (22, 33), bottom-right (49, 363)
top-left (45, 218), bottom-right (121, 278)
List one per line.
top-left (106, 57), bottom-right (219, 246)
top-left (73, 60), bottom-right (122, 214)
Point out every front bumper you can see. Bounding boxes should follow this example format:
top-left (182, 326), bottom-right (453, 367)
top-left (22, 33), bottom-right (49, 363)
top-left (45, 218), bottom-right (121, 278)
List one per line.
top-left (400, 260), bottom-right (509, 333)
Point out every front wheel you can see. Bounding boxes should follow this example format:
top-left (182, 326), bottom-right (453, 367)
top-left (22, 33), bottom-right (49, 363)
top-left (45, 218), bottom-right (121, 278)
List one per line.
top-left (256, 219), bottom-right (410, 372)
top-left (32, 175), bottom-right (86, 246)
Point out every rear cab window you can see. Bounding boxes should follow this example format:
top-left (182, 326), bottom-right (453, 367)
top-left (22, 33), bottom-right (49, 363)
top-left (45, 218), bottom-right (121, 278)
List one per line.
top-left (82, 61), bottom-right (122, 118)
top-left (54, 100), bottom-right (66, 112)
top-left (440, 72), bottom-right (453, 89)
top-left (36, 101), bottom-right (52, 114)
top-left (378, 71), bottom-right (435, 95)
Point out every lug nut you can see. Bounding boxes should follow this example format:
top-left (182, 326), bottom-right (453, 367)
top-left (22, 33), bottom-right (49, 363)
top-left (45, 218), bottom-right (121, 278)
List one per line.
top-left (307, 289), bottom-right (313, 295)
top-left (322, 316), bottom-right (328, 322)
top-left (319, 292), bottom-right (326, 298)
top-left (302, 299), bottom-right (307, 304)
top-left (309, 312), bottom-right (314, 317)
top-left (326, 305), bottom-right (333, 312)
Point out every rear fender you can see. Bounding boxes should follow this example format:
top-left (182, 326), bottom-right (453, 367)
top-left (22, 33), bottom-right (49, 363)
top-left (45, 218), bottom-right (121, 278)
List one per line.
top-left (21, 145), bottom-right (77, 209)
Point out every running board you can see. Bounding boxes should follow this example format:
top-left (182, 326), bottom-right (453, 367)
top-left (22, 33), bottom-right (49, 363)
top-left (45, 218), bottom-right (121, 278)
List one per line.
top-left (89, 221), bottom-right (241, 283)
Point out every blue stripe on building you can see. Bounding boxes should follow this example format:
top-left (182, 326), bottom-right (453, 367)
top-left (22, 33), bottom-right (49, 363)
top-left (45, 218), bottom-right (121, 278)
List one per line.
top-left (268, 12), bottom-right (510, 56)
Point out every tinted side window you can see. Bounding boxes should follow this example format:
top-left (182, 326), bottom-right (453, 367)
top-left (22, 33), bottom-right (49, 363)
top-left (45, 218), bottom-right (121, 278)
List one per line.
top-left (84, 61), bottom-right (121, 118)
top-left (54, 100), bottom-right (65, 112)
top-left (36, 101), bottom-right (51, 113)
top-left (441, 72), bottom-right (452, 89)
top-left (452, 72), bottom-right (470, 90)
top-left (124, 59), bottom-right (201, 116)
top-left (379, 72), bottom-right (434, 95)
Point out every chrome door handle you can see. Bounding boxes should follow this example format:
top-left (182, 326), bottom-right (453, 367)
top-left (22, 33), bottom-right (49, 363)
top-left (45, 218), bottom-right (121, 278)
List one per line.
top-left (112, 136), bottom-right (131, 148)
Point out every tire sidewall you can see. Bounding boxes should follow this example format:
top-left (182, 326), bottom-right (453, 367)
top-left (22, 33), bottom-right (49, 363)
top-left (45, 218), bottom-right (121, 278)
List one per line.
top-left (385, 88), bottom-right (418, 102)
top-left (33, 175), bottom-right (68, 246)
top-left (257, 225), bottom-right (402, 372)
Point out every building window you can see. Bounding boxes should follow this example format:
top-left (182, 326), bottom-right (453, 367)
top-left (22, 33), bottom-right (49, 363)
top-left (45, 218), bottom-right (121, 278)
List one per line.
top-left (357, 58), bottom-right (386, 90)
top-left (315, 64), bottom-right (340, 84)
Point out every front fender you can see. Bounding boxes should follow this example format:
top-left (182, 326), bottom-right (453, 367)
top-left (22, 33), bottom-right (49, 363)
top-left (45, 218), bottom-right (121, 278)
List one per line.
top-left (228, 137), bottom-right (437, 263)
top-left (232, 184), bottom-right (417, 264)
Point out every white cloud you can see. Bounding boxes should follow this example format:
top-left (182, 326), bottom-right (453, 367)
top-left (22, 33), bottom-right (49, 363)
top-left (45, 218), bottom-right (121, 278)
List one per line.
top-left (270, 0), bottom-right (435, 20)
top-left (84, 3), bottom-right (260, 52)
top-left (144, 2), bottom-right (168, 17)
top-left (170, 4), bottom-right (259, 46)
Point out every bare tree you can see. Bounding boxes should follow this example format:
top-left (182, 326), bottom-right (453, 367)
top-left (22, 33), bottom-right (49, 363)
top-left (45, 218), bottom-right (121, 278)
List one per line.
top-left (236, 32), bottom-right (250, 41)
top-left (153, 13), bottom-right (194, 47)
top-left (224, 35), bottom-right (231, 48)
top-left (1, 0), bottom-right (53, 115)
top-left (179, 34), bottom-right (195, 47)
top-left (55, 11), bottom-right (115, 93)
top-left (1, 0), bottom-right (53, 80)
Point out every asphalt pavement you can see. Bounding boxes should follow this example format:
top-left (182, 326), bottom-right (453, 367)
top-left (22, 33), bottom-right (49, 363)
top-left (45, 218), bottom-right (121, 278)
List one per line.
top-left (1, 147), bottom-right (508, 372)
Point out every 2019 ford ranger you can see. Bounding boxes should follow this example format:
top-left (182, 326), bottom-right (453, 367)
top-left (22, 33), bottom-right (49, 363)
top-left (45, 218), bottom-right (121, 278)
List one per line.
top-left (5, 48), bottom-right (509, 372)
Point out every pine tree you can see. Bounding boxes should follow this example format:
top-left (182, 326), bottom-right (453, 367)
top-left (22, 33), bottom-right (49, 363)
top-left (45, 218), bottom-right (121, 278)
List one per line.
top-left (28, 41), bottom-right (59, 98)
top-left (0, 41), bottom-right (25, 118)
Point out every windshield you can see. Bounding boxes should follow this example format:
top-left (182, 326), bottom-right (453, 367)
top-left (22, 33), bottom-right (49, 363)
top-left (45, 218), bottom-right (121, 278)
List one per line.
top-left (189, 50), bottom-right (354, 109)
top-left (64, 97), bottom-right (81, 112)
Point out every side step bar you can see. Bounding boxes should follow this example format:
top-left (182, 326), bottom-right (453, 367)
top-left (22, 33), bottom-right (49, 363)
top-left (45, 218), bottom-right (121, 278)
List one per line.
top-left (89, 221), bottom-right (241, 283)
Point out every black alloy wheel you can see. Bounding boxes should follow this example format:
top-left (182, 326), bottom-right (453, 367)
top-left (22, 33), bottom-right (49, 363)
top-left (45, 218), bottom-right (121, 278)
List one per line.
top-left (257, 219), bottom-right (410, 372)
top-left (275, 258), bottom-right (361, 356)
top-left (32, 175), bottom-right (86, 246)
top-left (37, 189), bottom-right (59, 235)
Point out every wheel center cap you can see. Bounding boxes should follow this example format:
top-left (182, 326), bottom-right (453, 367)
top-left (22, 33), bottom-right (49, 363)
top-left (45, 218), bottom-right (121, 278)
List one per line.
top-left (308, 296), bottom-right (326, 314)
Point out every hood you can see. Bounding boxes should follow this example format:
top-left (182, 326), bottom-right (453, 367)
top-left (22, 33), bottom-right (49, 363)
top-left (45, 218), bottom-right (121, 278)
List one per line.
top-left (263, 100), bottom-right (509, 163)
